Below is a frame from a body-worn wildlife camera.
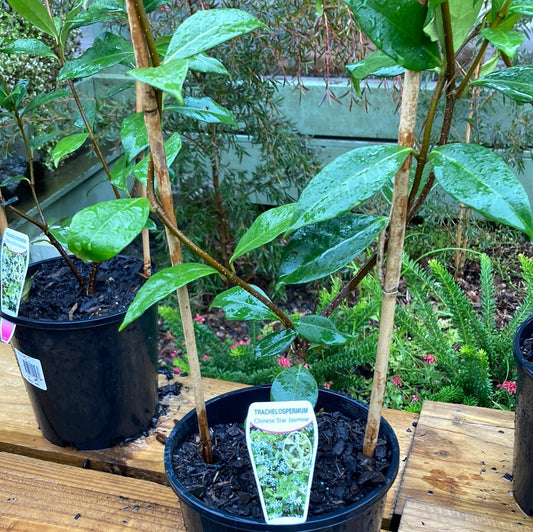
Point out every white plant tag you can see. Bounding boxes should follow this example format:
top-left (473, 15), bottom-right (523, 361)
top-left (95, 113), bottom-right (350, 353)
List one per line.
top-left (0, 228), bottom-right (30, 343)
top-left (15, 348), bottom-right (47, 390)
top-left (246, 400), bottom-right (318, 525)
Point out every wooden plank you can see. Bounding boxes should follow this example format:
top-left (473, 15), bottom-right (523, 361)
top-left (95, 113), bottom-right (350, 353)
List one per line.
top-left (396, 401), bottom-right (529, 528)
top-left (0, 341), bottom-right (417, 525)
top-left (0, 451), bottom-right (184, 531)
top-left (398, 499), bottom-right (525, 531)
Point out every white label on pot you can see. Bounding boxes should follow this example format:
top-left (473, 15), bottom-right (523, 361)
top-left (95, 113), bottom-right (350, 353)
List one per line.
top-left (245, 400), bottom-right (318, 525)
top-left (15, 348), bottom-right (47, 391)
top-left (0, 228), bottom-right (30, 342)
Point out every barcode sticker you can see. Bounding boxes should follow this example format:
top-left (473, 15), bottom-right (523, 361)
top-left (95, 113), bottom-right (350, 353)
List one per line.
top-left (15, 349), bottom-right (47, 391)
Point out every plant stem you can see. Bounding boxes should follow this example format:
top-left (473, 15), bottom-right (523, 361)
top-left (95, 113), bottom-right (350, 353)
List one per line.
top-left (363, 69), bottom-right (420, 457)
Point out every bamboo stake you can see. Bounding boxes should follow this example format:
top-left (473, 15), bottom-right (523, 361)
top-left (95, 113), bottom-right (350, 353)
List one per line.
top-left (363, 69), bottom-right (421, 457)
top-left (125, 0), bottom-right (212, 462)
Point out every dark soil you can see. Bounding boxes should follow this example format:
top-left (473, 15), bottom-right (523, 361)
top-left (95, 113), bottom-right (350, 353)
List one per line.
top-left (171, 410), bottom-right (393, 521)
top-left (18, 255), bottom-right (145, 321)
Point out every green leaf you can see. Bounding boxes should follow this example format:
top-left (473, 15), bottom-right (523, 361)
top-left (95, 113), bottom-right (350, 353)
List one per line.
top-left (69, 0), bottom-right (126, 28)
top-left (1, 38), bottom-right (57, 59)
top-left (480, 28), bottom-right (524, 58)
top-left (121, 112), bottom-right (149, 162)
top-left (424, 0), bottom-right (483, 52)
top-left (59, 32), bottom-right (134, 80)
top-left (165, 8), bottom-right (265, 62)
top-left (294, 315), bottom-right (350, 346)
top-left (7, 0), bottom-right (57, 37)
top-left (279, 214), bottom-right (388, 285)
top-left (430, 143), bottom-right (533, 239)
top-left (471, 66), bottom-right (533, 103)
top-left (109, 154), bottom-right (133, 193)
top-left (271, 365), bottom-right (318, 406)
top-left (289, 145), bottom-right (411, 233)
top-left (51, 133), bottom-right (89, 167)
top-left (342, 0), bottom-right (441, 71)
top-left (346, 51), bottom-right (403, 96)
top-left (23, 89), bottom-right (70, 115)
top-left (231, 203), bottom-right (296, 265)
top-left (120, 263), bottom-right (218, 329)
top-left (188, 54), bottom-right (229, 75)
top-left (508, 2), bottom-right (533, 16)
top-left (255, 329), bottom-right (298, 358)
top-left (67, 198), bottom-right (150, 262)
top-left (168, 97), bottom-right (237, 125)
top-left (132, 133), bottom-right (182, 185)
top-left (211, 285), bottom-right (278, 321)
top-left (128, 58), bottom-right (189, 104)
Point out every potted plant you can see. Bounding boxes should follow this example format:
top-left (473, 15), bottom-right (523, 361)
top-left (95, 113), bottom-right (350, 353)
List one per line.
top-left (513, 315), bottom-right (533, 515)
top-left (2, 0), bottom-right (532, 527)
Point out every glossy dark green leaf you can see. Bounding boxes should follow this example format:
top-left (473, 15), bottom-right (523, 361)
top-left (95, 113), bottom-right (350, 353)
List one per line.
top-left (211, 285), bottom-right (278, 321)
top-left (168, 97), bottom-right (237, 125)
top-left (231, 203), bottom-right (296, 265)
top-left (51, 133), bottom-right (89, 167)
top-left (279, 213), bottom-right (388, 285)
top-left (342, 0), bottom-right (441, 71)
top-left (289, 145), bottom-right (410, 233)
top-left (23, 89), bottom-right (70, 115)
top-left (69, 0), bottom-right (125, 28)
top-left (67, 198), bottom-right (151, 262)
top-left (294, 315), bottom-right (350, 346)
top-left (165, 8), bottom-right (265, 62)
top-left (59, 32), bottom-right (134, 80)
top-left (480, 28), bottom-right (524, 58)
top-left (1, 38), bottom-right (57, 59)
top-left (7, 0), bottom-right (57, 37)
top-left (471, 66), bottom-right (533, 103)
top-left (121, 113), bottom-right (149, 162)
top-left (109, 154), bottom-right (132, 193)
top-left (128, 58), bottom-right (189, 105)
top-left (430, 143), bottom-right (533, 239)
top-left (121, 263), bottom-right (217, 329)
top-left (255, 329), bottom-right (298, 358)
top-left (188, 54), bottom-right (229, 75)
top-left (271, 365), bottom-right (318, 406)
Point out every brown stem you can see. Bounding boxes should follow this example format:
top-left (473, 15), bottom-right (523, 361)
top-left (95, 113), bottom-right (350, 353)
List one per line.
top-left (210, 125), bottom-right (232, 268)
top-left (87, 262), bottom-right (101, 296)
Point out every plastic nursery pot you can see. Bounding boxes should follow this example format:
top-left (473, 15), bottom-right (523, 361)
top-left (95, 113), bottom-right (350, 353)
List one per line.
top-left (513, 314), bottom-right (533, 516)
top-left (4, 257), bottom-right (159, 450)
top-left (164, 385), bottom-right (400, 532)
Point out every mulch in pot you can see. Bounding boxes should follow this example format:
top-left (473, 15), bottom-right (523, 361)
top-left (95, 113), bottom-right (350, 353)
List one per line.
top-left (171, 410), bottom-right (393, 520)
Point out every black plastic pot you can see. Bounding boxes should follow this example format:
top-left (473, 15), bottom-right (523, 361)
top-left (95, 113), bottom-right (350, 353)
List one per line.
top-left (4, 257), bottom-right (159, 450)
top-left (164, 385), bottom-right (399, 532)
top-left (513, 314), bottom-right (533, 515)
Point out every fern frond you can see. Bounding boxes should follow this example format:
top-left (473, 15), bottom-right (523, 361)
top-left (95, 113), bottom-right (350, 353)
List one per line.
top-left (480, 253), bottom-right (497, 333)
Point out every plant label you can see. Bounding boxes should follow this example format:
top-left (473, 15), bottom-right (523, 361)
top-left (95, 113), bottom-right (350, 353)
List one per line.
top-left (0, 228), bottom-right (30, 343)
top-left (246, 400), bottom-right (318, 525)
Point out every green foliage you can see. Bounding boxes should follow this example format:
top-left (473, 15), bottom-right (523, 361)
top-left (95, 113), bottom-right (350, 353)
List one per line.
top-left (158, 305), bottom-right (283, 385)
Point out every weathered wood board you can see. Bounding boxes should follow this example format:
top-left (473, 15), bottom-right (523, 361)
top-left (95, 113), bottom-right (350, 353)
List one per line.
top-left (398, 499), bottom-right (526, 531)
top-left (0, 451), bottom-right (185, 531)
top-left (396, 401), bottom-right (529, 528)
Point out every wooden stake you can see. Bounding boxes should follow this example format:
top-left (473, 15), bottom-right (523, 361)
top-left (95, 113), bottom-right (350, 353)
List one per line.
top-left (125, 0), bottom-right (212, 462)
top-left (363, 70), bottom-right (421, 457)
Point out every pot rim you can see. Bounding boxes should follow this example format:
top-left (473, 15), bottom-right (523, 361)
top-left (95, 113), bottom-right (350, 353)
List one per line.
top-left (164, 384), bottom-right (400, 530)
top-left (0, 255), bottom-right (141, 330)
